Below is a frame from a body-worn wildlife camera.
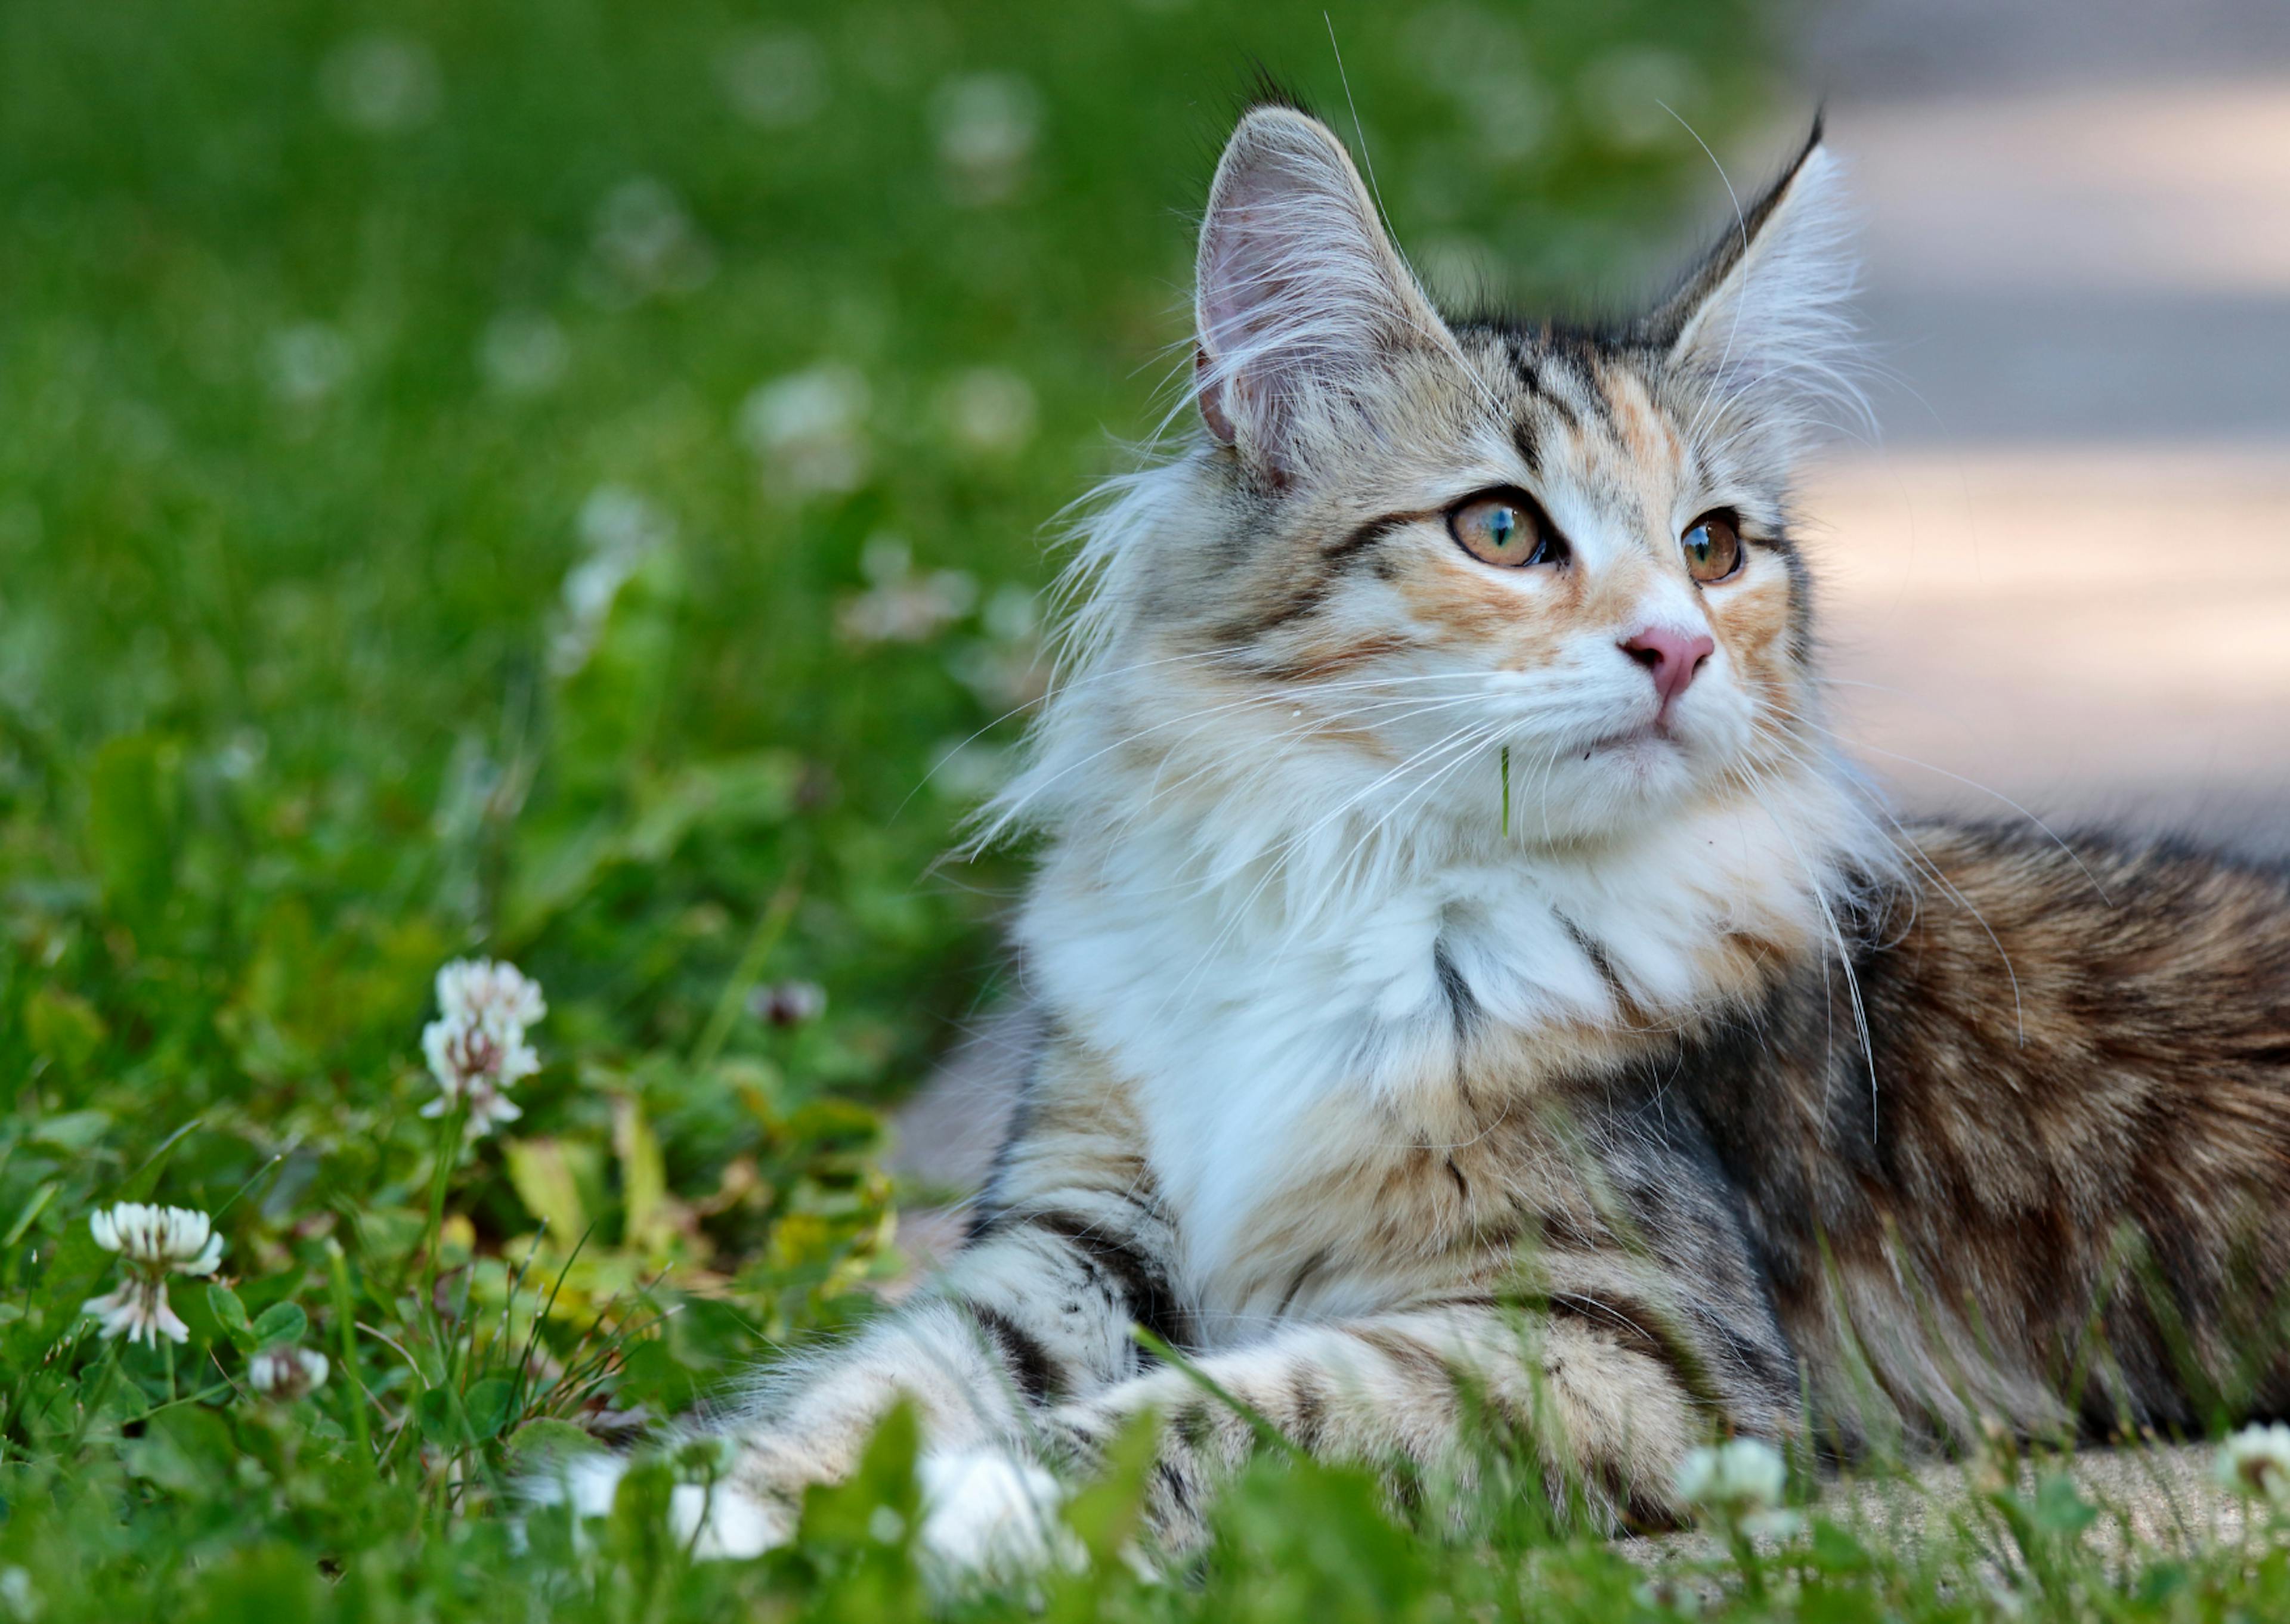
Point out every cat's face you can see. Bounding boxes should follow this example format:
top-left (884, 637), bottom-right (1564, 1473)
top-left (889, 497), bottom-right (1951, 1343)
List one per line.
top-left (1044, 108), bottom-right (1853, 851)
top-left (1178, 320), bottom-right (1818, 842)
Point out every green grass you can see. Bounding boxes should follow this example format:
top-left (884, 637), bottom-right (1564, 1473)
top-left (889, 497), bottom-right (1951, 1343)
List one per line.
top-left (11, 0), bottom-right (2284, 1616)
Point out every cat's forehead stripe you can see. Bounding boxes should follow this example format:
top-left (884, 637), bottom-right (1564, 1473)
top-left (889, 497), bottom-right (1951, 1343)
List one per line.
top-left (1510, 418), bottom-right (1541, 481)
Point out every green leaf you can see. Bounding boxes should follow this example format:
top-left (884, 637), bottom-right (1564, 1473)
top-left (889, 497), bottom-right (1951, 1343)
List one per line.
top-left (188, 1544), bottom-right (320, 1624)
top-left (414, 1387), bottom-right (467, 1449)
top-left (502, 1138), bottom-right (596, 1244)
top-left (29, 1108), bottom-right (111, 1151)
top-left (613, 1337), bottom-right (700, 1414)
top-left (803, 1401), bottom-right (922, 1548)
top-left (250, 1301), bottom-right (307, 1348)
top-left (2029, 1471), bottom-right (2097, 1536)
top-left (612, 1097), bottom-right (671, 1256)
top-left (506, 1418), bottom-right (598, 1477)
top-left (463, 1375), bottom-right (518, 1442)
top-left (117, 1120), bottom-right (202, 1202)
top-left (3, 1183), bottom-right (59, 1248)
top-left (123, 1407), bottom-right (233, 1496)
top-left (1809, 1518), bottom-right (1877, 1572)
top-left (1060, 1405), bottom-right (1161, 1570)
top-left (602, 1456), bottom-right (679, 1575)
top-left (2138, 1559), bottom-right (2192, 1603)
top-left (206, 1284), bottom-right (255, 1349)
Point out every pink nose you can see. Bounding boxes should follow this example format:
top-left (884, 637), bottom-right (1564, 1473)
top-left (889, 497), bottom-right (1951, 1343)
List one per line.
top-left (1621, 625), bottom-right (1716, 712)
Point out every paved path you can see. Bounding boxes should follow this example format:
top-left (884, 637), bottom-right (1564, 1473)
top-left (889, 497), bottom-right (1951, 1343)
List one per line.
top-left (1638, 1442), bottom-right (2251, 1576)
top-left (1812, 67), bottom-right (2290, 841)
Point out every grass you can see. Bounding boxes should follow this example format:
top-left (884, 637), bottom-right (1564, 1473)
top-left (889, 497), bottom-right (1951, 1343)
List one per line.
top-left (6, 0), bottom-right (2283, 1616)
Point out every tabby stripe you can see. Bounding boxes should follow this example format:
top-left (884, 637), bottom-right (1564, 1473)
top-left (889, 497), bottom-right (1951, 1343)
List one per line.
top-left (1223, 508), bottom-right (1429, 640)
top-left (1546, 1291), bottom-right (1723, 1409)
top-left (1511, 418), bottom-right (1542, 479)
top-left (965, 1303), bottom-right (1060, 1405)
top-left (1288, 1372), bottom-right (1330, 1453)
top-left (1326, 509), bottom-right (1430, 563)
top-left (988, 1207), bottom-right (1194, 1350)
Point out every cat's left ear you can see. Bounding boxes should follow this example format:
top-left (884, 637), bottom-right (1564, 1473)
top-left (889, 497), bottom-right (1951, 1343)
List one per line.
top-left (1650, 123), bottom-right (1860, 451)
top-left (1193, 106), bottom-right (1455, 482)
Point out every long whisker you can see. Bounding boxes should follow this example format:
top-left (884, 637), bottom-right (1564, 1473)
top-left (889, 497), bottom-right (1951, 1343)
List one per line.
top-left (1757, 697), bottom-right (2113, 906)
top-left (1105, 690), bottom-right (1499, 846)
top-left (1729, 758), bottom-right (1880, 1140)
top-left (1154, 719), bottom-right (1500, 1013)
top-left (1749, 714), bottom-right (2028, 1046)
top-left (965, 669), bottom-right (1494, 849)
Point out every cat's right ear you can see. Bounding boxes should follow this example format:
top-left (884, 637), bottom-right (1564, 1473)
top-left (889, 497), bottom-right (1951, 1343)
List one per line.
top-left (1648, 123), bottom-right (1862, 459)
top-left (1193, 107), bottom-right (1450, 482)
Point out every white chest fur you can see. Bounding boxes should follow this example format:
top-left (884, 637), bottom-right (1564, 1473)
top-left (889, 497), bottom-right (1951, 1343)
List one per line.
top-left (1016, 779), bottom-right (1856, 1340)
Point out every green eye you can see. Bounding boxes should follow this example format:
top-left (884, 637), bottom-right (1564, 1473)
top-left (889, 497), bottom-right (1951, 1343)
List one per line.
top-left (1449, 491), bottom-right (1561, 568)
top-left (1682, 510), bottom-right (1744, 583)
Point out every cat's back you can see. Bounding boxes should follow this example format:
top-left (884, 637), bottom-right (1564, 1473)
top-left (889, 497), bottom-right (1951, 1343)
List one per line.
top-left (1691, 817), bottom-right (2290, 1440)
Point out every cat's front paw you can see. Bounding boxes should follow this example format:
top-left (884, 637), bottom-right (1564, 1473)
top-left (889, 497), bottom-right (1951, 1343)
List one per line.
top-left (522, 1451), bottom-right (794, 1560)
top-left (916, 1448), bottom-right (1084, 1581)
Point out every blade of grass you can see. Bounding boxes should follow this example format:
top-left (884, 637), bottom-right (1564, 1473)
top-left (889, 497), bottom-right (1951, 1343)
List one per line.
top-left (1129, 1325), bottom-right (1301, 1462)
top-left (691, 863), bottom-right (806, 1070)
top-left (327, 1237), bottom-right (373, 1461)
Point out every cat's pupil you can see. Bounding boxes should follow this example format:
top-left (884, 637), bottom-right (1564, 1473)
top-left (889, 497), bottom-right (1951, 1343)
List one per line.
top-left (1489, 509), bottom-right (1516, 547)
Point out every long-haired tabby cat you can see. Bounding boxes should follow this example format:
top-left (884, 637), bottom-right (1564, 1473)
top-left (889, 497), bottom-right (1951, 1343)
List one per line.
top-left (593, 105), bottom-right (2290, 1567)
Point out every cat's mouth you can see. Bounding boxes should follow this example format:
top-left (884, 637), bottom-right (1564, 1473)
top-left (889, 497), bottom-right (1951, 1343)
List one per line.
top-left (1582, 719), bottom-right (1681, 757)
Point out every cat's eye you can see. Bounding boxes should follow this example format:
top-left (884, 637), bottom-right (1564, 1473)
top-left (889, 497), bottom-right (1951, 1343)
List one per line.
top-left (1681, 510), bottom-right (1743, 584)
top-left (1449, 491), bottom-right (1562, 569)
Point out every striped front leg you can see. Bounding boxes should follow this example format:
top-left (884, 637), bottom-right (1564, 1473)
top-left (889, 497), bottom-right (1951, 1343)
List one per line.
top-left (1045, 1300), bottom-right (1779, 1554)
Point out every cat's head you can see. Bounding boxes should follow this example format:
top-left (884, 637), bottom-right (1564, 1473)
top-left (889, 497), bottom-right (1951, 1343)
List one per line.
top-left (1005, 106), bottom-right (1862, 864)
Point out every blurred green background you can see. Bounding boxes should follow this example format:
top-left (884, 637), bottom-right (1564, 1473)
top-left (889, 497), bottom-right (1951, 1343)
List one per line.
top-left (0, 0), bottom-right (1774, 1529)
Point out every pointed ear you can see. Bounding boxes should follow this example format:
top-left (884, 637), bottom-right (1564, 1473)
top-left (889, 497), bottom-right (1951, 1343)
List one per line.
top-left (1650, 126), bottom-right (1861, 456)
top-left (1193, 106), bottom-right (1453, 480)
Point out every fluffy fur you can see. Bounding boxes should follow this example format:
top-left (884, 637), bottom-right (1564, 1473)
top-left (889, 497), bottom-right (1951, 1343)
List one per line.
top-left (630, 107), bottom-right (2290, 1565)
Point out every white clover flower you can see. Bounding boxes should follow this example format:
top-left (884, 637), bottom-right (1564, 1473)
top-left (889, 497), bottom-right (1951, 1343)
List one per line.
top-left (750, 980), bottom-right (827, 1027)
top-left (929, 73), bottom-right (1041, 204)
top-left (479, 311), bottom-right (570, 397)
top-left (0, 1566), bottom-right (35, 1622)
top-left (426, 1070), bottom-right (526, 1137)
top-left (318, 33), bottom-right (442, 135)
top-left (739, 365), bottom-right (871, 496)
top-left (549, 486), bottom-right (676, 677)
top-left (716, 30), bottom-right (827, 129)
top-left (247, 1344), bottom-right (330, 1401)
top-left (1676, 1438), bottom-right (1794, 1534)
top-left (586, 178), bottom-right (716, 303)
top-left (937, 367), bottom-right (1036, 457)
top-left (265, 323), bottom-right (352, 407)
top-left (2218, 1422), bottom-right (2290, 1502)
top-left (422, 957), bottom-right (546, 1138)
top-left (435, 957), bottom-right (547, 1031)
top-left (834, 534), bottom-right (976, 646)
top-left (81, 1202), bottom-right (224, 1347)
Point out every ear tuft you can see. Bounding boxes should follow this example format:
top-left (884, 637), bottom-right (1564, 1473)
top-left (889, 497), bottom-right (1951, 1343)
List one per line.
top-left (1193, 107), bottom-right (1452, 479)
top-left (1652, 129), bottom-right (1864, 461)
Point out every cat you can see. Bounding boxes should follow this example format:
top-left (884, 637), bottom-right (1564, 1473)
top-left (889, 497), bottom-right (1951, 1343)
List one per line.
top-left (566, 103), bottom-right (2290, 1571)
